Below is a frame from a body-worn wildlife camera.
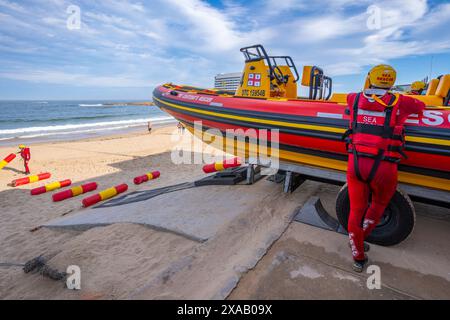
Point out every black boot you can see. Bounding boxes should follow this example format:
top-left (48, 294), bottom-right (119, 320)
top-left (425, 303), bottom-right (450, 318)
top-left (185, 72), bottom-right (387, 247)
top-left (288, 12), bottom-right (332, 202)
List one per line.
top-left (352, 255), bottom-right (369, 273)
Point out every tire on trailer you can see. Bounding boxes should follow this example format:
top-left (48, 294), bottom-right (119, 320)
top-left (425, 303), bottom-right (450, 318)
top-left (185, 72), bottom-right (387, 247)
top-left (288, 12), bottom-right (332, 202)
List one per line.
top-left (335, 184), bottom-right (416, 246)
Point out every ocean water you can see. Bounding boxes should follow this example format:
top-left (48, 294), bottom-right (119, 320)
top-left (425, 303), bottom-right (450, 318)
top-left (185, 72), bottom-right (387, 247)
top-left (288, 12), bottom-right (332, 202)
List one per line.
top-left (0, 100), bottom-right (175, 145)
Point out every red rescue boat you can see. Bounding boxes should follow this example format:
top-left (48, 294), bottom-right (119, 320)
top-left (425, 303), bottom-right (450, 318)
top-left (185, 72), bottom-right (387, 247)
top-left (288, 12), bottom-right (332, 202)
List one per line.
top-left (153, 45), bottom-right (450, 193)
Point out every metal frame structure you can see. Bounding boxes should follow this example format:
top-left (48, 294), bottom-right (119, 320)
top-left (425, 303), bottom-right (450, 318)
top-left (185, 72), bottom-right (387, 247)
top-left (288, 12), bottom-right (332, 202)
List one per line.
top-left (240, 44), bottom-right (300, 84)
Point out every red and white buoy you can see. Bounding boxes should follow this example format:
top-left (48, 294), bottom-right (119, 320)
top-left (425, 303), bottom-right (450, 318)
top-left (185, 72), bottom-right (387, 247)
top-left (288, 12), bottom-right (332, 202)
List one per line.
top-left (203, 157), bottom-right (242, 174)
top-left (0, 153), bottom-right (17, 170)
top-left (30, 179), bottom-right (72, 196)
top-left (82, 184), bottom-right (128, 208)
top-left (134, 171), bottom-right (161, 185)
top-left (52, 182), bottom-right (98, 202)
top-left (12, 173), bottom-right (51, 187)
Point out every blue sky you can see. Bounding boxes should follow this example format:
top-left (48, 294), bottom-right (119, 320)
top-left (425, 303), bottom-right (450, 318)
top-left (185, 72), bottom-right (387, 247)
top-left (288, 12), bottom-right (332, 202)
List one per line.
top-left (0, 0), bottom-right (449, 100)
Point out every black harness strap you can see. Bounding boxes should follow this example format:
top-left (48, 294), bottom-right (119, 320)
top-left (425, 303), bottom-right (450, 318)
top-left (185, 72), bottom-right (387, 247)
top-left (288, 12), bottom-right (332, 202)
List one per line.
top-left (365, 94), bottom-right (397, 184)
top-left (350, 94), bottom-right (364, 181)
top-left (352, 124), bottom-right (386, 136)
top-left (352, 93), bottom-right (397, 183)
top-left (353, 148), bottom-right (363, 181)
top-left (382, 104), bottom-right (394, 138)
top-left (366, 149), bottom-right (385, 184)
top-left (388, 145), bottom-right (407, 158)
top-left (352, 93), bottom-right (360, 132)
top-left (391, 134), bottom-right (404, 141)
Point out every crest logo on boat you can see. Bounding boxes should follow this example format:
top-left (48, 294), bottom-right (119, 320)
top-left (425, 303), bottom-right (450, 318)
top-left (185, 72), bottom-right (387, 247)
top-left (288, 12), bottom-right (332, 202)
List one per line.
top-left (248, 73), bottom-right (261, 87)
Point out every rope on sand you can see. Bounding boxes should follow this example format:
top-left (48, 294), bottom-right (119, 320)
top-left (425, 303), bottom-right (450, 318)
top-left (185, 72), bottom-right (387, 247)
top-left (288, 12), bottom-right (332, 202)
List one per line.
top-left (23, 255), bottom-right (67, 281)
top-left (1, 255), bottom-right (66, 281)
top-left (0, 262), bottom-right (25, 268)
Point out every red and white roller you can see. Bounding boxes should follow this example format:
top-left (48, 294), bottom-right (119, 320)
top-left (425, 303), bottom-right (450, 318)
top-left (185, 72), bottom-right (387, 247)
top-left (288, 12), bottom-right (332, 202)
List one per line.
top-left (0, 153), bottom-right (16, 170)
top-left (12, 173), bottom-right (51, 187)
top-left (31, 179), bottom-right (72, 196)
top-left (82, 184), bottom-right (128, 208)
top-left (52, 182), bottom-right (98, 202)
top-left (134, 171), bottom-right (161, 185)
top-left (203, 157), bottom-right (242, 174)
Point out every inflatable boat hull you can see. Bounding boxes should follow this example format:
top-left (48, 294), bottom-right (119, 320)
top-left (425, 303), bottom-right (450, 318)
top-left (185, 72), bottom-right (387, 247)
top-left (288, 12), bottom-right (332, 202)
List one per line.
top-left (153, 85), bottom-right (450, 192)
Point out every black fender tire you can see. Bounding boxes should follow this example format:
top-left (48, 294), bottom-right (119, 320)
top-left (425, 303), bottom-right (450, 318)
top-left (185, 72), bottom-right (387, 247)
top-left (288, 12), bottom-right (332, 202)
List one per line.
top-left (336, 184), bottom-right (415, 246)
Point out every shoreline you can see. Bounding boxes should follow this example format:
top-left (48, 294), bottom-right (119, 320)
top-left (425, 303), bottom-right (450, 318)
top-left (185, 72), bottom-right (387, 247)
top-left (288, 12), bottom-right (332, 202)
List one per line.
top-left (0, 119), bottom-right (178, 147)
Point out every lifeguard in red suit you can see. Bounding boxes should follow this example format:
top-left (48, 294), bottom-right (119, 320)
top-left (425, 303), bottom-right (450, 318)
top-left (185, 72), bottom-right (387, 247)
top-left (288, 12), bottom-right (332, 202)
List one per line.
top-left (343, 65), bottom-right (425, 272)
top-left (18, 145), bottom-right (31, 174)
top-left (409, 81), bottom-right (426, 95)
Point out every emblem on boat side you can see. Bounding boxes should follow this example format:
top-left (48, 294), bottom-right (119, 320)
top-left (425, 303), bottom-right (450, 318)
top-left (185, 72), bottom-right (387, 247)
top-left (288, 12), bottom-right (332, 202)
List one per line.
top-left (248, 73), bottom-right (261, 87)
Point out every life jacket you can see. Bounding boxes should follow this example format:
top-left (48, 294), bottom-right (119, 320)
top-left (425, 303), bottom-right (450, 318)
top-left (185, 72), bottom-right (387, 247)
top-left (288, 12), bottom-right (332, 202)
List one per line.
top-left (20, 148), bottom-right (31, 161)
top-left (342, 92), bottom-right (407, 183)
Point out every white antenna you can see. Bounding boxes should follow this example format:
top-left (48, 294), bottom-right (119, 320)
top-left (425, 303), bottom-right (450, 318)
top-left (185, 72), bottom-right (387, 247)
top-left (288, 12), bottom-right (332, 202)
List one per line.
top-left (429, 55), bottom-right (434, 80)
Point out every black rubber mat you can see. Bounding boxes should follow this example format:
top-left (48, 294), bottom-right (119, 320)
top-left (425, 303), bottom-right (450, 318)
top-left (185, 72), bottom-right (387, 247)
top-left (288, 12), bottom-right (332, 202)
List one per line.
top-left (95, 167), bottom-right (249, 209)
top-left (294, 196), bottom-right (347, 234)
top-left (95, 182), bottom-right (196, 208)
top-left (195, 166), bottom-right (248, 186)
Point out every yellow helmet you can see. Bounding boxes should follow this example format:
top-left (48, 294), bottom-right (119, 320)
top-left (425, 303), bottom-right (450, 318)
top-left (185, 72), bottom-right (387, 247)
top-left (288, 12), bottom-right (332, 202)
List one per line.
top-left (411, 81), bottom-right (426, 91)
top-left (19, 144), bottom-right (26, 149)
top-left (367, 64), bottom-right (397, 89)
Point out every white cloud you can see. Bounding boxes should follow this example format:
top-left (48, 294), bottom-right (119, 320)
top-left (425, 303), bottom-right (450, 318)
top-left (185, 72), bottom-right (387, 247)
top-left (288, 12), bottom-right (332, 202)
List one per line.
top-left (270, 0), bottom-right (449, 76)
top-left (0, 0), bottom-right (26, 12)
top-left (0, 0), bottom-right (449, 93)
top-left (292, 14), bottom-right (367, 42)
top-left (162, 0), bottom-right (244, 51)
top-left (0, 69), bottom-right (153, 87)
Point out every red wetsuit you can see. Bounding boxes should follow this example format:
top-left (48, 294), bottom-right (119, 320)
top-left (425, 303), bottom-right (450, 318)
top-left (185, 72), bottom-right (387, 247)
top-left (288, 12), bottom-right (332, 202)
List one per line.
top-left (346, 93), bottom-right (425, 261)
top-left (20, 147), bottom-right (31, 174)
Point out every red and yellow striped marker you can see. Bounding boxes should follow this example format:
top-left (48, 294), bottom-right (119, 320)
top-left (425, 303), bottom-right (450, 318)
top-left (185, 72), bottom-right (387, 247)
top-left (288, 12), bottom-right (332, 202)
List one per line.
top-left (31, 179), bottom-right (72, 196)
top-left (203, 157), bottom-right (242, 174)
top-left (12, 173), bottom-right (51, 187)
top-left (134, 171), bottom-right (161, 185)
top-left (52, 182), bottom-right (98, 202)
top-left (82, 184), bottom-right (128, 208)
top-left (0, 153), bottom-right (16, 170)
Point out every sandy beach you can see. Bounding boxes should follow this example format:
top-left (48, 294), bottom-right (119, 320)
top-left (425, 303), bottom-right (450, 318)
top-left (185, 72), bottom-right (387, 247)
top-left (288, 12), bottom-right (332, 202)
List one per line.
top-left (1, 124), bottom-right (450, 300)
top-left (1, 124), bottom-right (299, 299)
top-left (0, 124), bottom-right (199, 298)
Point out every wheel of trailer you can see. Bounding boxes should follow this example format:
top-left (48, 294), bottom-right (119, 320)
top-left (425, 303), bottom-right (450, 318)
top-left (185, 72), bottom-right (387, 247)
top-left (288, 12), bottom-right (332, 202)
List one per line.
top-left (335, 184), bottom-right (415, 246)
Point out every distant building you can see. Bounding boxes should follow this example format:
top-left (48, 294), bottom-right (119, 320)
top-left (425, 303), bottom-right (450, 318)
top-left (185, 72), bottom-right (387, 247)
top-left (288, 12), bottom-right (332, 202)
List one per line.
top-left (214, 72), bottom-right (242, 92)
top-left (392, 84), bottom-right (412, 93)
